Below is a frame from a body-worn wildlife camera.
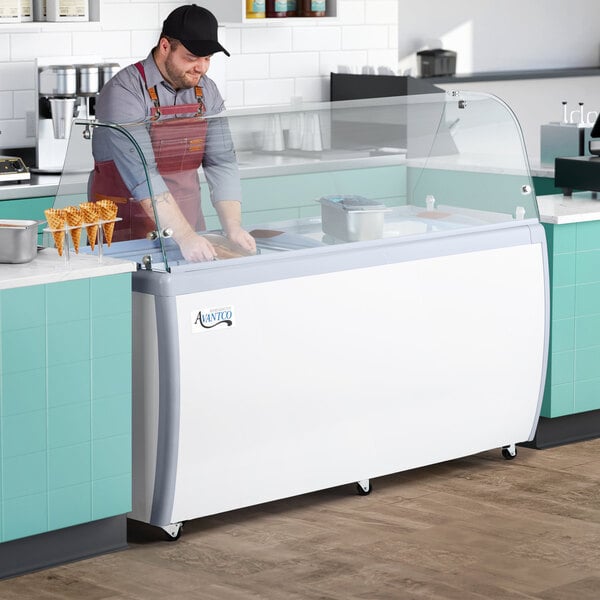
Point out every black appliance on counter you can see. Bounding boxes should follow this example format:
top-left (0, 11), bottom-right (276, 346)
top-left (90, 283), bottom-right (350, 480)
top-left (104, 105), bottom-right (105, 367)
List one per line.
top-left (330, 72), bottom-right (443, 102)
top-left (329, 73), bottom-right (456, 157)
top-left (417, 49), bottom-right (457, 78)
top-left (555, 112), bottom-right (600, 195)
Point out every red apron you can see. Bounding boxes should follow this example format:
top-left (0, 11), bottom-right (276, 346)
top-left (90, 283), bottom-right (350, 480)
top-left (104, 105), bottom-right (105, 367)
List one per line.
top-left (90, 62), bottom-right (208, 242)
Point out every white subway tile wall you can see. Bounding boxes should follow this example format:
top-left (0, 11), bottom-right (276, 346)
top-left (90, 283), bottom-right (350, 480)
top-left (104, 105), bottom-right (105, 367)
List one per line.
top-left (0, 0), bottom-right (399, 149)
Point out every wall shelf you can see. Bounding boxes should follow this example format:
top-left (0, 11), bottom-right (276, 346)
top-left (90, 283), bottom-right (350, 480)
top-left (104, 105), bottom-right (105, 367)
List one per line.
top-left (199, 0), bottom-right (337, 24)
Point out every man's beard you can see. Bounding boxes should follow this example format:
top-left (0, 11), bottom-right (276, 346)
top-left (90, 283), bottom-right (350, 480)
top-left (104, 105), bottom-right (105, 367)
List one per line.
top-left (164, 54), bottom-right (201, 89)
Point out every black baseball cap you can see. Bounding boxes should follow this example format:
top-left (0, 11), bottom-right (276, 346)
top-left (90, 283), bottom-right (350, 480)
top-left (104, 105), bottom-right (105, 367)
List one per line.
top-left (162, 4), bottom-right (230, 57)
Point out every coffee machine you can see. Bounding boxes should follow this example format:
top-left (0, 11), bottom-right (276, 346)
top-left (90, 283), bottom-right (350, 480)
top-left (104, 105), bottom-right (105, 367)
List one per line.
top-left (34, 60), bottom-right (120, 172)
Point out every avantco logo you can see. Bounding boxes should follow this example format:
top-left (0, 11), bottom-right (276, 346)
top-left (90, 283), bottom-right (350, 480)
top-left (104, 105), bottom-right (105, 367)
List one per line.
top-left (191, 306), bottom-right (234, 332)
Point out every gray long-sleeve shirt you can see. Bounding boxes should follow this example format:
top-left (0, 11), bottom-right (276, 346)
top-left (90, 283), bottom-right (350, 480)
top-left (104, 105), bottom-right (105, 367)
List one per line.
top-left (92, 51), bottom-right (241, 203)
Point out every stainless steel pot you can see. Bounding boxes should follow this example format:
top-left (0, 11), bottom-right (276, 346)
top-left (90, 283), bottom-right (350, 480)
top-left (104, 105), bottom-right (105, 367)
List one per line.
top-left (0, 220), bottom-right (41, 264)
top-left (77, 64), bottom-right (100, 96)
top-left (319, 195), bottom-right (390, 242)
top-left (99, 62), bottom-right (120, 88)
top-left (38, 65), bottom-right (77, 97)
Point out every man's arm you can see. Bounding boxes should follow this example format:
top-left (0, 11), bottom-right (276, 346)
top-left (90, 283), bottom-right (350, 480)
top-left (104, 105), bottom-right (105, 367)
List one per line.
top-left (140, 192), bottom-right (217, 262)
top-left (215, 200), bottom-right (256, 252)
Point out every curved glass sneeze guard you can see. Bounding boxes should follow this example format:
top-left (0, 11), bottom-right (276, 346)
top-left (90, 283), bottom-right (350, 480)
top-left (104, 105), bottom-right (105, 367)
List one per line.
top-left (49, 90), bottom-right (537, 273)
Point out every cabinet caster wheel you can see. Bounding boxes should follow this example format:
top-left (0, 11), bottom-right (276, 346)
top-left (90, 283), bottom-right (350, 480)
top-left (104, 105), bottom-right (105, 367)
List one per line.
top-left (161, 522), bottom-right (183, 541)
top-left (501, 444), bottom-right (517, 460)
top-left (356, 479), bottom-right (372, 495)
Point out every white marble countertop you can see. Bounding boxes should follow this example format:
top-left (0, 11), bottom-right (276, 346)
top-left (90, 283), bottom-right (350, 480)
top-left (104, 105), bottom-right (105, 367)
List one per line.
top-left (0, 248), bottom-right (136, 290)
top-left (536, 192), bottom-right (600, 224)
top-left (527, 159), bottom-right (554, 178)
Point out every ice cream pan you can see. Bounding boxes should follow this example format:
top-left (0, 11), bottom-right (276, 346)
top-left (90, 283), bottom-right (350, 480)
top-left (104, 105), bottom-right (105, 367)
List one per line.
top-left (318, 195), bottom-right (390, 242)
top-left (0, 220), bottom-right (41, 263)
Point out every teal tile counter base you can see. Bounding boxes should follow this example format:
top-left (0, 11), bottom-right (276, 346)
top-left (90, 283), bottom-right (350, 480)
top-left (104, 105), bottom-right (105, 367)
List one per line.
top-left (0, 515), bottom-right (126, 580)
top-left (535, 195), bottom-right (600, 447)
top-left (0, 254), bottom-right (135, 578)
top-left (525, 409), bottom-right (600, 449)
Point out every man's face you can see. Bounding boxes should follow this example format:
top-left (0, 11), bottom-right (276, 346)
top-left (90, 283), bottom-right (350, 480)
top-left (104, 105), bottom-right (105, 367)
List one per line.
top-left (163, 40), bottom-right (212, 89)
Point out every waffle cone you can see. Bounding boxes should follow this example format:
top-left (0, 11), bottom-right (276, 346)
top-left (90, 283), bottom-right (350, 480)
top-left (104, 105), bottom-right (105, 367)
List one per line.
top-left (44, 208), bottom-right (66, 256)
top-left (80, 202), bottom-right (100, 251)
top-left (65, 206), bottom-right (83, 253)
top-left (97, 199), bottom-right (118, 246)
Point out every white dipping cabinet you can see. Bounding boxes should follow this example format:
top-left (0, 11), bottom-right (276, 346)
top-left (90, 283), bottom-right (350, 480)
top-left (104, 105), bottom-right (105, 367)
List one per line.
top-left (54, 91), bottom-right (549, 539)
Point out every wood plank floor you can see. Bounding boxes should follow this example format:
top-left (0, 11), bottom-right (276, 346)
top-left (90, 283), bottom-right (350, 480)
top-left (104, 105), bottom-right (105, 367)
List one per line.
top-left (2, 438), bottom-right (600, 599)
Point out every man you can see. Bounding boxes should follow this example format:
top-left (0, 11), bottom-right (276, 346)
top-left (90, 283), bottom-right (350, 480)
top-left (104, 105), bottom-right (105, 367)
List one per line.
top-left (91, 4), bottom-right (255, 261)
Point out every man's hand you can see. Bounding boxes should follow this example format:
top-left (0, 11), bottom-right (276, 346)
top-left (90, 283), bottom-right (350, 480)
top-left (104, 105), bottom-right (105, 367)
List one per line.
top-left (178, 231), bottom-right (217, 262)
top-left (142, 194), bottom-right (218, 262)
top-left (215, 200), bottom-right (256, 253)
top-left (225, 225), bottom-right (256, 253)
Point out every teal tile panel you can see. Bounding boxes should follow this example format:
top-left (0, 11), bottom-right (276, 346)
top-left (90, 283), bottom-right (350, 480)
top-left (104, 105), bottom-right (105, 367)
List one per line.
top-left (48, 483), bottom-right (92, 531)
top-left (576, 221), bottom-right (600, 251)
top-left (92, 394), bottom-right (131, 439)
top-left (0, 196), bottom-right (53, 235)
top-left (542, 223), bottom-right (554, 257)
top-left (1, 326), bottom-right (45, 374)
top-left (407, 168), bottom-right (534, 217)
top-left (3, 493), bottom-right (47, 542)
top-left (47, 319), bottom-right (90, 367)
top-left (541, 382), bottom-right (574, 418)
top-left (0, 285), bottom-right (45, 331)
top-left (575, 282), bottom-right (600, 317)
top-left (2, 368), bottom-right (46, 416)
top-left (574, 378), bottom-right (600, 413)
top-left (91, 313), bottom-right (132, 360)
top-left (575, 346), bottom-right (600, 381)
top-left (90, 274), bottom-right (132, 318)
top-left (48, 443), bottom-right (91, 489)
top-left (298, 205), bottom-right (322, 220)
top-left (575, 250), bottom-right (600, 285)
top-left (46, 279), bottom-right (90, 324)
top-left (92, 474), bottom-right (131, 521)
top-left (552, 253), bottom-right (576, 287)
top-left (575, 314), bottom-right (600, 349)
top-left (3, 452), bottom-right (46, 499)
top-left (93, 434), bottom-right (130, 480)
top-left (549, 350), bottom-right (574, 386)
top-left (2, 410), bottom-right (47, 458)
top-left (551, 318), bottom-right (574, 352)
top-left (553, 224), bottom-right (577, 254)
top-left (92, 354), bottom-right (131, 399)
top-left (47, 360), bottom-right (91, 408)
top-left (48, 403), bottom-right (91, 449)
top-left (551, 286), bottom-right (575, 320)
top-left (238, 165), bottom-right (406, 213)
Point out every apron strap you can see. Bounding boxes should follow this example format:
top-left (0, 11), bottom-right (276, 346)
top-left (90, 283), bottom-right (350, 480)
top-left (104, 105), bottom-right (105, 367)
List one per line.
top-left (135, 61), bottom-right (205, 119)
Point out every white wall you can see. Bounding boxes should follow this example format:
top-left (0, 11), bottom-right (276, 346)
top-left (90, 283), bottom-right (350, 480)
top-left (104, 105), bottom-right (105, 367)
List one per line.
top-left (398, 0), bottom-right (600, 75)
top-left (0, 0), bottom-right (399, 150)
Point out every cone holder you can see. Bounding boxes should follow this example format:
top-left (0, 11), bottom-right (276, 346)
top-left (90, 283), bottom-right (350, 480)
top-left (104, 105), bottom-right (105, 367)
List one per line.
top-left (43, 217), bottom-right (122, 265)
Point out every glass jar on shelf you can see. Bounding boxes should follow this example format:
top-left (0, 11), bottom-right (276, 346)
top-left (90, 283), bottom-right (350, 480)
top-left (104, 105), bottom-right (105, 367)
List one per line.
top-left (246, 0), bottom-right (266, 18)
top-left (299, 0), bottom-right (326, 17)
top-left (266, 0), bottom-right (287, 17)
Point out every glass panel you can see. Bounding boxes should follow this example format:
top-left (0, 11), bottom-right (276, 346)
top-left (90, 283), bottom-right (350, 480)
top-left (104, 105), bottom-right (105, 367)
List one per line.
top-left (48, 119), bottom-right (169, 269)
top-left (48, 90), bottom-right (536, 273)
top-left (407, 90), bottom-right (536, 221)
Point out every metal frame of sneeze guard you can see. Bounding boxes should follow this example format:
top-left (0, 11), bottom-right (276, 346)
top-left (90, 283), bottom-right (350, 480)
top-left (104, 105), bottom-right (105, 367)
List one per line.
top-left (48, 91), bottom-right (538, 273)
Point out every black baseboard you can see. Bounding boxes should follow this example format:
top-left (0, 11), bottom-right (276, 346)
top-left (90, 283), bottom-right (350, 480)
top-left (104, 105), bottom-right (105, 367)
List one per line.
top-left (525, 409), bottom-right (600, 449)
top-left (0, 515), bottom-right (127, 580)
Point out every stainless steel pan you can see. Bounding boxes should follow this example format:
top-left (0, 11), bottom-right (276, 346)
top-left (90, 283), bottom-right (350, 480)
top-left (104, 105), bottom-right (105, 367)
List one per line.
top-left (0, 220), bottom-right (44, 264)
